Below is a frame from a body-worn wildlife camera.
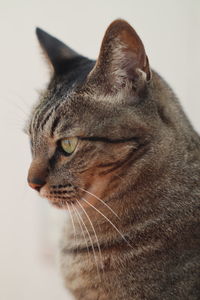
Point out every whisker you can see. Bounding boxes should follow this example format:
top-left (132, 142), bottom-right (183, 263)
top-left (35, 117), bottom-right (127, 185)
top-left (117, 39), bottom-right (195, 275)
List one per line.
top-left (67, 203), bottom-right (78, 250)
top-left (79, 187), bottom-right (120, 219)
top-left (77, 200), bottom-right (104, 270)
top-left (81, 197), bottom-right (133, 249)
top-left (71, 204), bottom-right (90, 258)
top-left (75, 200), bottom-right (101, 279)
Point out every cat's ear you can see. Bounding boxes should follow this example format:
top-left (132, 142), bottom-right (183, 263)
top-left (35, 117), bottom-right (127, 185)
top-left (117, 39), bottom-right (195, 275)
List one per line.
top-left (36, 28), bottom-right (80, 74)
top-left (88, 19), bottom-right (151, 92)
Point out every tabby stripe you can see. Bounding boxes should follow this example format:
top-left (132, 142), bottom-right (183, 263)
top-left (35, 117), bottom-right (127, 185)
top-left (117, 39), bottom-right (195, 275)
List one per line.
top-left (51, 184), bottom-right (73, 188)
top-left (79, 145), bottom-right (96, 156)
top-left (79, 136), bottom-right (140, 144)
top-left (33, 103), bottom-right (46, 130)
top-left (40, 106), bottom-right (55, 130)
top-left (40, 101), bottom-right (61, 130)
top-left (51, 116), bottom-right (60, 136)
top-left (62, 234), bottom-right (132, 255)
top-left (50, 190), bottom-right (74, 194)
top-left (30, 106), bottom-right (43, 140)
top-left (31, 106), bottom-right (41, 132)
top-left (98, 155), bottom-right (132, 176)
top-left (51, 195), bottom-right (74, 199)
top-left (34, 98), bottom-right (60, 131)
top-left (96, 161), bottom-right (117, 168)
top-left (98, 142), bottom-right (149, 176)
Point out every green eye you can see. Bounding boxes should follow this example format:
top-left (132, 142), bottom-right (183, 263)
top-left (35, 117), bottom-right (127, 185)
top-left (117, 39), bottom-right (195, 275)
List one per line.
top-left (60, 137), bottom-right (78, 155)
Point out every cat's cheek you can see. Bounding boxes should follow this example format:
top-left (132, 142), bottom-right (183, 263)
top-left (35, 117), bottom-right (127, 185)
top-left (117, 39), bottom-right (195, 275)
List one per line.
top-left (79, 171), bottom-right (111, 207)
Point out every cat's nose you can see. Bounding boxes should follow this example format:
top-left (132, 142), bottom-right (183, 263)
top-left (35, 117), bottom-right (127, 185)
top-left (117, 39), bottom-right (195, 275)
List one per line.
top-left (28, 178), bottom-right (46, 192)
top-left (27, 159), bottom-right (48, 192)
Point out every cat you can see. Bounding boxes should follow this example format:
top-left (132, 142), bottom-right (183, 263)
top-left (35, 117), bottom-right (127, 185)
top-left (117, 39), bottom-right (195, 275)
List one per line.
top-left (26, 19), bottom-right (200, 299)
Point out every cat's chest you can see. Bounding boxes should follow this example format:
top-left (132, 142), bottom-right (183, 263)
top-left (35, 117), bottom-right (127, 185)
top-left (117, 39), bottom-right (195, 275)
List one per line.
top-left (59, 248), bottom-right (111, 299)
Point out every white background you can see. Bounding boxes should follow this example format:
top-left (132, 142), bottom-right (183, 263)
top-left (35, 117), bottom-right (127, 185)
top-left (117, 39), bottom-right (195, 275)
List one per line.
top-left (0, 1), bottom-right (199, 299)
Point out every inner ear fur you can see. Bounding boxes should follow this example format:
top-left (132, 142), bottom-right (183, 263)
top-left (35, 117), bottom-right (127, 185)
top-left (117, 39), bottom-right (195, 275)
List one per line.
top-left (88, 19), bottom-right (151, 92)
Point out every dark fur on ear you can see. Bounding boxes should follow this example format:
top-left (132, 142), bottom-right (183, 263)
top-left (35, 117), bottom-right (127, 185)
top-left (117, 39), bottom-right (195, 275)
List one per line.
top-left (36, 28), bottom-right (85, 75)
top-left (88, 19), bottom-right (151, 92)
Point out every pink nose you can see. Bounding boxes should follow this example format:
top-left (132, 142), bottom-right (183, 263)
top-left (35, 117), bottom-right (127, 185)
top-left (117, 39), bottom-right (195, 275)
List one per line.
top-left (28, 178), bottom-right (46, 192)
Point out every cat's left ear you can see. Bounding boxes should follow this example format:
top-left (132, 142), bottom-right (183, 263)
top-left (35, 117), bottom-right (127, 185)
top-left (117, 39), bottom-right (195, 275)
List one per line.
top-left (36, 28), bottom-right (81, 74)
top-left (88, 19), bottom-right (151, 92)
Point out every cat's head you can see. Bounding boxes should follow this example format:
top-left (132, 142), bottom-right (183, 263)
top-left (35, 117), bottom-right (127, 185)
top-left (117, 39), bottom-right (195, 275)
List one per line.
top-left (26, 20), bottom-right (174, 210)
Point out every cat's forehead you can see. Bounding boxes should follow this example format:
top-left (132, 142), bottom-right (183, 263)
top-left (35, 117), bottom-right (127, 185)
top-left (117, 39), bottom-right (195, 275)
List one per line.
top-left (42, 80), bottom-right (130, 118)
top-left (27, 69), bottom-right (146, 145)
top-left (29, 88), bottom-right (132, 142)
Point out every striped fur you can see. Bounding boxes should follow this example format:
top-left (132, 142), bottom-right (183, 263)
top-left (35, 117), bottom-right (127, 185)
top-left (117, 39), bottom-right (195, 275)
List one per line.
top-left (27, 20), bottom-right (200, 299)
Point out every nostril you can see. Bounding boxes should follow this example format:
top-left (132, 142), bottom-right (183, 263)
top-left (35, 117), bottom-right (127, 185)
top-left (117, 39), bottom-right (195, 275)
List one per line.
top-left (28, 178), bottom-right (46, 192)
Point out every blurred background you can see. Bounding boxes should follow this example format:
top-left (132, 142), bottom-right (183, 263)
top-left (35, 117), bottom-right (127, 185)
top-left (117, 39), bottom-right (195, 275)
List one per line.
top-left (0, 0), bottom-right (199, 299)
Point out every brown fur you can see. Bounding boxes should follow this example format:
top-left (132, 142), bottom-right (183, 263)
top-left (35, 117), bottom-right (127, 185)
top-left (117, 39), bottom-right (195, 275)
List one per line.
top-left (27, 20), bottom-right (200, 299)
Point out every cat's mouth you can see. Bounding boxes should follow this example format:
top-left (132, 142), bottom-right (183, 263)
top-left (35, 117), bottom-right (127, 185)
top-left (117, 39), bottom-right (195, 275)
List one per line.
top-left (40, 184), bottom-right (78, 209)
top-left (39, 179), bottom-right (107, 210)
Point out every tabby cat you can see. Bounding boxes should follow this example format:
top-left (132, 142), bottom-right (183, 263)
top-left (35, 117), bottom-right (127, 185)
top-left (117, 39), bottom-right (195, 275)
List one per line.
top-left (27, 20), bottom-right (200, 299)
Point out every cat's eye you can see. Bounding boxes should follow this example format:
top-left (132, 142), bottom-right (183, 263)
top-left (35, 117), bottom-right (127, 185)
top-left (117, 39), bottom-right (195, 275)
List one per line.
top-left (60, 137), bottom-right (78, 155)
